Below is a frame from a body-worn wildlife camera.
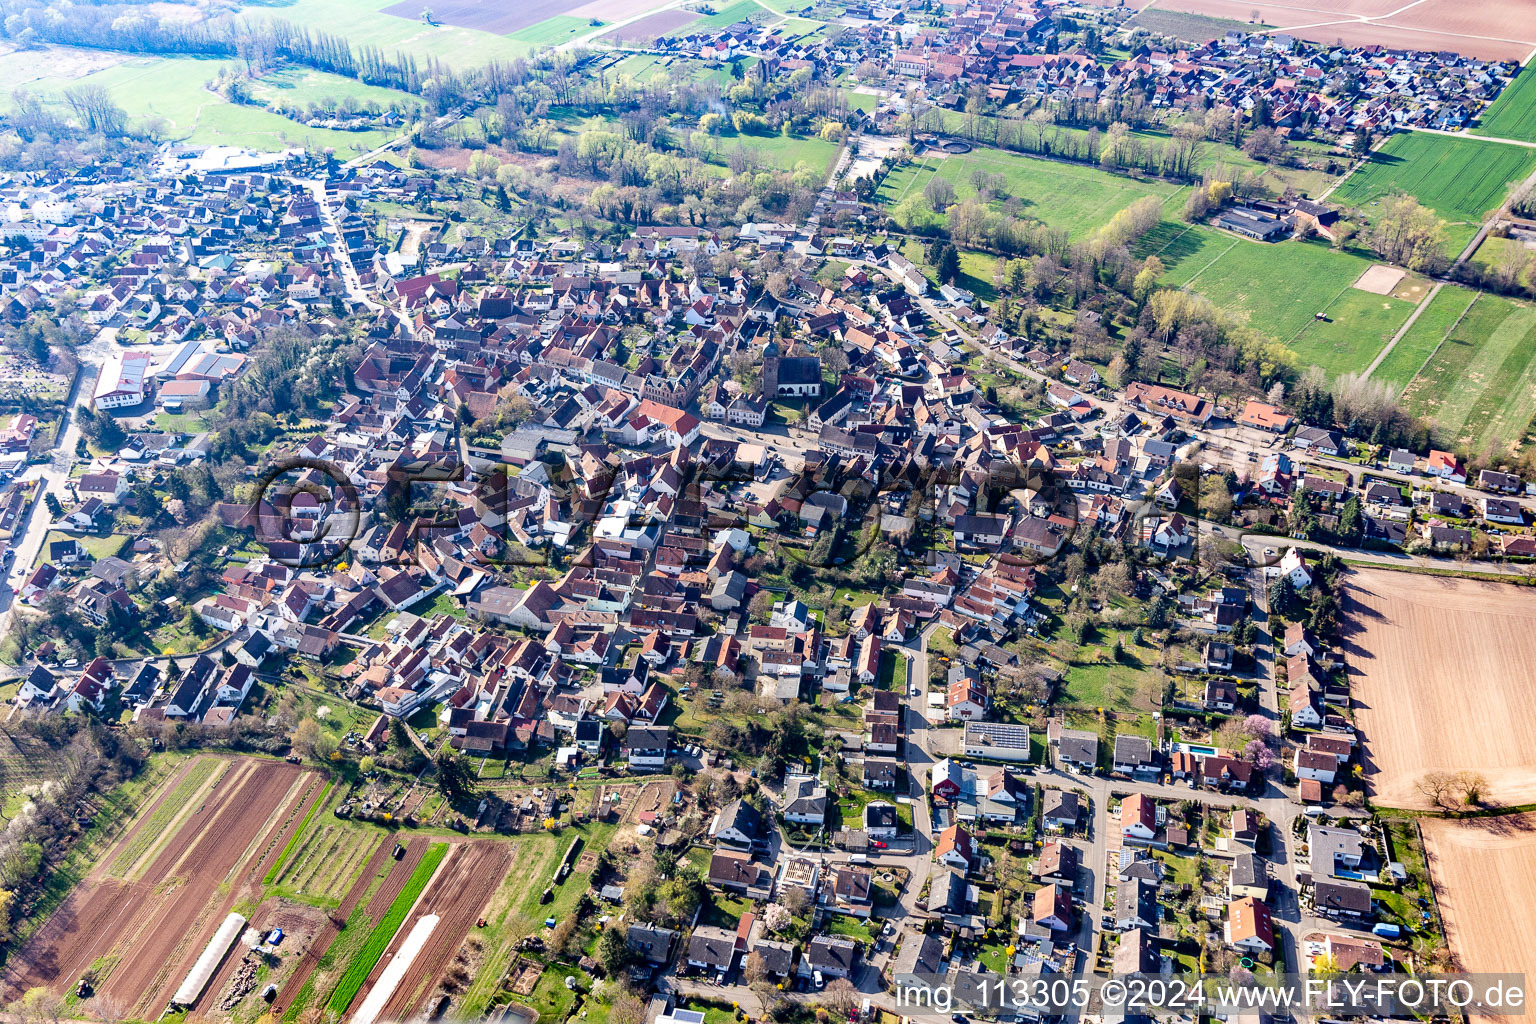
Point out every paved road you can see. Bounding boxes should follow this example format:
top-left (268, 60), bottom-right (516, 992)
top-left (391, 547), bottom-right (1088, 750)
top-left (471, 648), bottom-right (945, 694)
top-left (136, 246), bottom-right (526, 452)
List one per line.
top-left (305, 178), bottom-right (381, 314)
top-left (0, 363), bottom-right (96, 646)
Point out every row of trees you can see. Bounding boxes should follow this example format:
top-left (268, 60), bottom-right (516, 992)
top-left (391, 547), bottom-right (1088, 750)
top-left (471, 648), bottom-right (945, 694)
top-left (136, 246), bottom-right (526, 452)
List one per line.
top-left (0, 721), bottom-right (144, 952)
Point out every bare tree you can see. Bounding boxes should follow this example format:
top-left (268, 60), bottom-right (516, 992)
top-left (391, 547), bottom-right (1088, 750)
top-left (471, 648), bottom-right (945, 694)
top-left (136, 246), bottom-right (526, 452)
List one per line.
top-left (1415, 770), bottom-right (1458, 811)
top-left (1455, 770), bottom-right (1488, 807)
top-left (821, 979), bottom-right (860, 1016)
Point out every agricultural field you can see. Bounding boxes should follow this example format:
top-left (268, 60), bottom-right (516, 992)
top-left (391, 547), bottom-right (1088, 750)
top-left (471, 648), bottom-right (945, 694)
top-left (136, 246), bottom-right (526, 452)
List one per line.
top-left (453, 822), bottom-right (620, 1019)
top-left (0, 757), bottom-right (324, 1018)
top-left (600, 9), bottom-right (701, 45)
top-left (879, 147), bottom-right (1187, 240)
top-left (1345, 569), bottom-right (1536, 810)
top-left (1, 747), bottom-right (616, 1024)
top-left (1398, 291), bottom-right (1536, 454)
top-left (1144, 222), bottom-right (1422, 375)
top-left (327, 840), bottom-right (450, 1017)
top-left (686, 0), bottom-right (768, 31)
top-left (1331, 132), bottom-right (1536, 252)
top-left (344, 841), bottom-right (513, 1021)
top-left (1475, 64), bottom-right (1536, 143)
top-left (1420, 815), bottom-right (1536, 981)
top-left (1118, 0), bottom-right (1536, 60)
top-left (237, 0), bottom-right (547, 68)
top-left (105, 755), bottom-right (228, 879)
top-left (268, 817), bottom-right (382, 909)
top-left (1369, 283), bottom-right (1479, 391)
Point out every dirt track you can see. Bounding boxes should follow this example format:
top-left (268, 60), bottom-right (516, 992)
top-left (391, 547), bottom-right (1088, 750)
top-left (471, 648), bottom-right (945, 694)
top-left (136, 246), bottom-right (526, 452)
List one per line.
top-left (1346, 569), bottom-right (1536, 809)
top-left (352, 841), bottom-right (512, 1021)
top-left (1, 758), bottom-right (318, 1019)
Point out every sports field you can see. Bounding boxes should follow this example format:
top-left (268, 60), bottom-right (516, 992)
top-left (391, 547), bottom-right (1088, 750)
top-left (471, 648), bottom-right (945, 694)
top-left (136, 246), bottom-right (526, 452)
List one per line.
top-left (1332, 132), bottom-right (1536, 246)
top-left (1399, 292), bottom-right (1536, 454)
top-left (1143, 222), bottom-right (1421, 376)
top-left (878, 148), bottom-right (1186, 240)
top-left (1475, 64), bottom-right (1536, 143)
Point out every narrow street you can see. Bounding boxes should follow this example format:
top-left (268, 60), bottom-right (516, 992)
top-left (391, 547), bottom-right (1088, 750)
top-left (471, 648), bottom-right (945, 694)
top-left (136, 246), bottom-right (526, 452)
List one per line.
top-left (0, 362), bottom-right (96, 655)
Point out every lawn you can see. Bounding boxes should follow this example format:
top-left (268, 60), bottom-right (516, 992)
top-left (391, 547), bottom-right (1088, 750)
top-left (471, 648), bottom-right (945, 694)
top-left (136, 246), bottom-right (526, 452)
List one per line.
top-left (923, 110), bottom-right (1339, 199)
top-left (713, 131), bottom-right (840, 177)
top-left (896, 240), bottom-right (1000, 302)
top-left (327, 841), bottom-right (448, 1014)
top-left (1476, 65), bottom-right (1536, 144)
top-left (878, 147), bottom-right (1186, 241)
top-left (243, 64), bottom-right (421, 113)
top-left (824, 912), bottom-right (878, 941)
top-left (876, 649), bottom-right (909, 691)
top-left (1060, 650), bottom-right (1161, 712)
top-left (416, 589), bottom-right (467, 620)
top-left (1147, 223), bottom-right (1418, 376)
top-left (1398, 292), bottom-right (1536, 455)
top-left (1370, 284), bottom-right (1479, 392)
top-left (1331, 132), bottom-right (1536, 241)
top-left (700, 890), bottom-right (752, 928)
top-left (6, 52), bottom-right (403, 154)
top-left (528, 965), bottom-right (583, 1024)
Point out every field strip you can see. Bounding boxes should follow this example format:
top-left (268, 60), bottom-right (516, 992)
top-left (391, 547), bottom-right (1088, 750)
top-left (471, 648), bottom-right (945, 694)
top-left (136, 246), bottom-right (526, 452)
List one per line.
top-left (1397, 290), bottom-right (1481, 397)
top-left (115, 757), bottom-right (229, 882)
top-left (238, 772), bottom-right (321, 884)
top-left (1433, 301), bottom-right (1536, 435)
top-left (1179, 238), bottom-right (1238, 289)
top-left (1364, 280), bottom-right (1443, 379)
top-left (160, 759), bottom-right (256, 880)
top-left (326, 841), bottom-right (448, 1015)
top-left (352, 914), bottom-right (441, 1024)
top-left (264, 779), bottom-right (334, 885)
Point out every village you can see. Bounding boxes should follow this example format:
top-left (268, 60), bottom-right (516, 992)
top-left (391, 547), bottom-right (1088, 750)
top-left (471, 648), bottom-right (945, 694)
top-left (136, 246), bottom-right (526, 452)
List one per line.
top-left (0, 130), bottom-right (1508, 1024)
